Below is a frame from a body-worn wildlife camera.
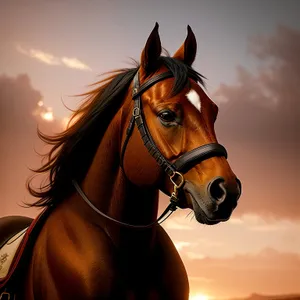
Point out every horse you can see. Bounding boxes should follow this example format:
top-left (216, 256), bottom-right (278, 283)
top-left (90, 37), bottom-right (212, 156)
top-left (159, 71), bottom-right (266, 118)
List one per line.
top-left (0, 23), bottom-right (241, 299)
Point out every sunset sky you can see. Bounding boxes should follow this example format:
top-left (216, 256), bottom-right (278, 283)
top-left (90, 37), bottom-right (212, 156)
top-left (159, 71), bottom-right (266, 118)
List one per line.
top-left (0, 1), bottom-right (299, 299)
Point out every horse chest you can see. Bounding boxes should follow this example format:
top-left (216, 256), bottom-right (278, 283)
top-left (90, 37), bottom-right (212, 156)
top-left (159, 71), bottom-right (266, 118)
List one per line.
top-left (105, 239), bottom-right (188, 299)
top-left (21, 219), bottom-right (189, 299)
top-left (110, 253), bottom-right (183, 300)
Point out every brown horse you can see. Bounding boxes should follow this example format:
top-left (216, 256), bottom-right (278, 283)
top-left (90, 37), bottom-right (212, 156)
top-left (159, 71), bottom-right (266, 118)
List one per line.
top-left (0, 23), bottom-right (241, 299)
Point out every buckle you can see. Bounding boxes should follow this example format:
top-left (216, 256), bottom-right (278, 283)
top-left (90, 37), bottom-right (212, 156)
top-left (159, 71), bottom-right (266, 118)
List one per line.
top-left (168, 171), bottom-right (185, 208)
top-left (170, 171), bottom-right (185, 190)
top-left (0, 291), bottom-right (11, 300)
top-left (133, 107), bottom-right (140, 118)
top-left (132, 87), bottom-right (138, 97)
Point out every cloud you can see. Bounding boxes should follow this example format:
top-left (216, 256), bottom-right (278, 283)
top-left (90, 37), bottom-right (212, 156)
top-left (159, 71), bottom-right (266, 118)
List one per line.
top-left (16, 44), bottom-right (92, 71)
top-left (164, 215), bottom-right (194, 230)
top-left (16, 45), bottom-right (60, 65)
top-left (210, 26), bottom-right (300, 220)
top-left (0, 73), bottom-right (64, 217)
top-left (184, 248), bottom-right (300, 298)
top-left (174, 241), bottom-right (191, 251)
top-left (228, 217), bottom-right (244, 225)
top-left (29, 49), bottom-right (61, 66)
top-left (61, 57), bottom-right (92, 71)
top-left (248, 224), bottom-right (284, 232)
top-left (197, 238), bottom-right (223, 247)
top-left (214, 25), bottom-right (299, 144)
top-left (186, 251), bottom-right (206, 260)
top-left (230, 214), bottom-right (291, 232)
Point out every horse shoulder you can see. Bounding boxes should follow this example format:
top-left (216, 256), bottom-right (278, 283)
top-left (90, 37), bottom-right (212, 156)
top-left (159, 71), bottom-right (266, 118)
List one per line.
top-left (30, 210), bottom-right (118, 299)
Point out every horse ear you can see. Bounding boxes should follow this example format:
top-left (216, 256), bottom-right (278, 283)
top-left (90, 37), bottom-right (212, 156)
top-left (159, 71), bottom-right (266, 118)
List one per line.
top-left (140, 22), bottom-right (162, 73)
top-left (173, 25), bottom-right (197, 66)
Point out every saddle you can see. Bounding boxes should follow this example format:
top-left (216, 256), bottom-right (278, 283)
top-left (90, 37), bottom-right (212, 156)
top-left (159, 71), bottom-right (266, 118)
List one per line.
top-left (0, 208), bottom-right (52, 298)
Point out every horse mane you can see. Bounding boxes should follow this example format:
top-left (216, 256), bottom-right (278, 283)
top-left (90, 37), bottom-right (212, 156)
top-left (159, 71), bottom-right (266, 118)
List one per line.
top-left (26, 56), bottom-right (205, 208)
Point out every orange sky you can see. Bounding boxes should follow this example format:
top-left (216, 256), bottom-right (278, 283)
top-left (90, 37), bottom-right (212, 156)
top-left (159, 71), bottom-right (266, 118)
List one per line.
top-left (0, 1), bottom-right (299, 299)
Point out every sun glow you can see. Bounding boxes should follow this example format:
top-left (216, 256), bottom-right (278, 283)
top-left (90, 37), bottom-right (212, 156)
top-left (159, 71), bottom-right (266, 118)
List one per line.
top-left (190, 294), bottom-right (210, 300)
top-left (41, 111), bottom-right (54, 121)
top-left (32, 100), bottom-right (55, 122)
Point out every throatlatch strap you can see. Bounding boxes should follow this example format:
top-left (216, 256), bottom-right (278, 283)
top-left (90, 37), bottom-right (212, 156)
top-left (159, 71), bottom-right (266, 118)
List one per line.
top-left (72, 180), bottom-right (176, 229)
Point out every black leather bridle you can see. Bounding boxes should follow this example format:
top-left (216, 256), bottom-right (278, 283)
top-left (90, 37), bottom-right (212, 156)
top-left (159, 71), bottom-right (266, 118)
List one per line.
top-left (73, 70), bottom-right (228, 229)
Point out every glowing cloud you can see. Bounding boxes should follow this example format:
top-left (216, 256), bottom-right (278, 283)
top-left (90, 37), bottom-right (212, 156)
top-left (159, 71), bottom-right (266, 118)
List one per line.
top-left (29, 49), bottom-right (61, 66)
top-left (174, 241), bottom-right (191, 251)
top-left (228, 214), bottom-right (292, 232)
top-left (164, 217), bottom-right (194, 230)
top-left (186, 251), bottom-right (206, 260)
top-left (61, 57), bottom-right (92, 71)
top-left (16, 45), bottom-right (60, 65)
top-left (16, 44), bottom-right (92, 71)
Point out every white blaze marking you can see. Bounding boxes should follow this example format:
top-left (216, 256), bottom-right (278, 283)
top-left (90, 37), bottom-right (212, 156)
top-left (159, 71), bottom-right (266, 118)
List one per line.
top-left (186, 89), bottom-right (201, 112)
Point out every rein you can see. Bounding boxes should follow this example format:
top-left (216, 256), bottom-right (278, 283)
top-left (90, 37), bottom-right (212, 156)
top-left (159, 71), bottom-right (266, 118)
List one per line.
top-left (73, 70), bottom-right (228, 229)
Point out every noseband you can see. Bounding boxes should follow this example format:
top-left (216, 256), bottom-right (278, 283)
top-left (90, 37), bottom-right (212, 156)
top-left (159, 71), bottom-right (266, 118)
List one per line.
top-left (73, 70), bottom-right (228, 229)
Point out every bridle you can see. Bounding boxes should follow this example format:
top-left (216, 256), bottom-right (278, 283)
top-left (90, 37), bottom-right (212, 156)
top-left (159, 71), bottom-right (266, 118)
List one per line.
top-left (72, 69), bottom-right (228, 229)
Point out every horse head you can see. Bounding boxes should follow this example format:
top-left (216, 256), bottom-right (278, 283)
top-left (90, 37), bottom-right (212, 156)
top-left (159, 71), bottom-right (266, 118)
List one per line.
top-left (120, 23), bottom-right (242, 225)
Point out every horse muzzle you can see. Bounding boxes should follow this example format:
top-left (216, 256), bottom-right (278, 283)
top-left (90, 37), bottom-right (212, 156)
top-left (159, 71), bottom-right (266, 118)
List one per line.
top-left (183, 178), bottom-right (241, 225)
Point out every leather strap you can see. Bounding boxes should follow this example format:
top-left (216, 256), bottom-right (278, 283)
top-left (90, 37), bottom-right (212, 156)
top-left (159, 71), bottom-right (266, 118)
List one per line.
top-left (132, 71), bottom-right (173, 99)
top-left (72, 180), bottom-right (176, 229)
top-left (174, 143), bottom-right (228, 173)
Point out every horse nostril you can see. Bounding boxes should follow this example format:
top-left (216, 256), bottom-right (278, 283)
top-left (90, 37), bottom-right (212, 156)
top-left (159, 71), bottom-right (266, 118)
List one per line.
top-left (207, 177), bottom-right (227, 204)
top-left (236, 177), bottom-right (242, 200)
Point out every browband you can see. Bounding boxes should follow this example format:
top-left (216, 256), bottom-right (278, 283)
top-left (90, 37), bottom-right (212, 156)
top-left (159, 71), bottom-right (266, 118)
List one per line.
top-left (132, 71), bottom-right (173, 99)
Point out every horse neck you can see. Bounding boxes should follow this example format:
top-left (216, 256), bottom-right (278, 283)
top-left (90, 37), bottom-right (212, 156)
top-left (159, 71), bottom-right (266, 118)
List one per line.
top-left (79, 106), bottom-right (160, 248)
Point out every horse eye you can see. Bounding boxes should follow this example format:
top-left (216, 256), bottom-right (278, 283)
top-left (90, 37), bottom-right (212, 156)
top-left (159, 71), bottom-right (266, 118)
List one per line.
top-left (158, 110), bottom-right (176, 123)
